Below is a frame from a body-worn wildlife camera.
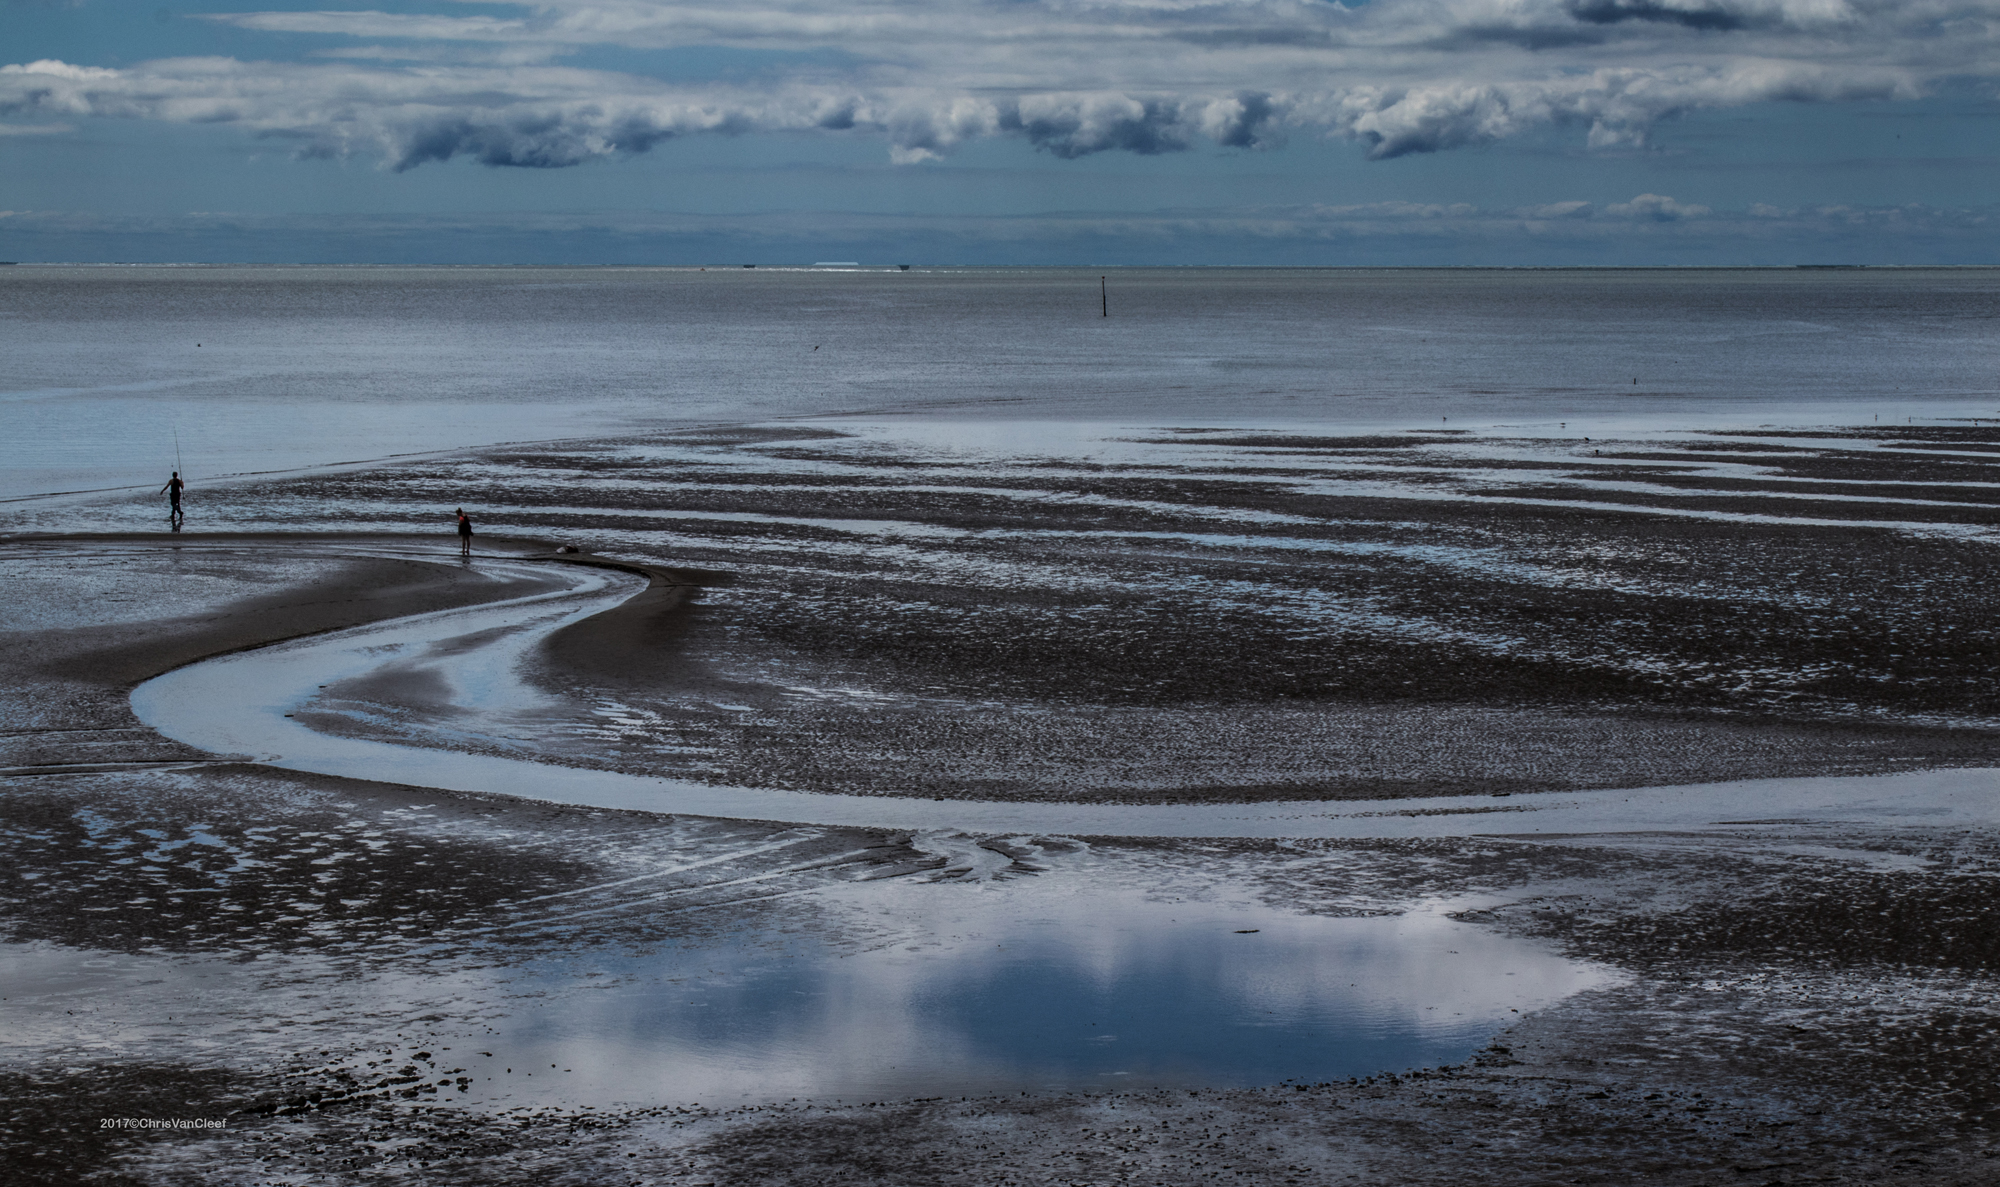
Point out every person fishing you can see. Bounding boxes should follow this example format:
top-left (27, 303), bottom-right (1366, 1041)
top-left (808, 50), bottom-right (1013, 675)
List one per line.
top-left (455, 507), bottom-right (474, 557)
top-left (161, 471), bottom-right (185, 527)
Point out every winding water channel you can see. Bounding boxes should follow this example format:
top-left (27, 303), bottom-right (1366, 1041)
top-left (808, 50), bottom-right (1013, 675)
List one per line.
top-left (131, 551), bottom-right (2000, 840)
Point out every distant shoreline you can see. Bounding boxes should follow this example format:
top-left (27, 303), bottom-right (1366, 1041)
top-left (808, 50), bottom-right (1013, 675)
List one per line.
top-left (7, 261), bottom-right (2000, 270)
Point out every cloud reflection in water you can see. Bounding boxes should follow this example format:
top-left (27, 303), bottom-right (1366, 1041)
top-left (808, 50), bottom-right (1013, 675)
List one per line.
top-left (473, 884), bottom-right (1608, 1107)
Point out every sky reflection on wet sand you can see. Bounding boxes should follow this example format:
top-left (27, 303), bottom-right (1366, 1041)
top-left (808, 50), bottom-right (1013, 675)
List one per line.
top-left (467, 885), bottom-right (1605, 1107)
top-left (0, 876), bottom-right (1605, 1110)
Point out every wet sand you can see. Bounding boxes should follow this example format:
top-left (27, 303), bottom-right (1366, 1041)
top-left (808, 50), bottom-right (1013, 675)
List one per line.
top-left (6, 424), bottom-right (2000, 1184)
top-left (349, 422), bottom-right (2000, 806)
top-left (9, 739), bottom-right (1995, 1186)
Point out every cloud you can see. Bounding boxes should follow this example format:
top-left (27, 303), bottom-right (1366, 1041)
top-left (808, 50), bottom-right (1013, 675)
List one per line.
top-left (1563, 0), bottom-right (1753, 31)
top-left (1605, 193), bottom-right (1713, 219)
top-left (2, 59), bottom-right (117, 83)
top-left (1518, 200), bottom-right (1595, 218)
top-left (308, 43), bottom-right (574, 66)
top-left (0, 0), bottom-right (1993, 168)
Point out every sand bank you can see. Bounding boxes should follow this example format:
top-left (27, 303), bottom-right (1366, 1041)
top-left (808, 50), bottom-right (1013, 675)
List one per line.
top-left (0, 534), bottom-right (586, 775)
top-left (99, 533), bottom-right (2000, 839)
top-left (8, 532), bottom-right (2000, 1186)
top-left (6, 532), bottom-right (1993, 841)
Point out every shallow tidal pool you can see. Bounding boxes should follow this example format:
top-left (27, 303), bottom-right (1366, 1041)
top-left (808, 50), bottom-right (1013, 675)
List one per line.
top-left (454, 880), bottom-right (1609, 1108)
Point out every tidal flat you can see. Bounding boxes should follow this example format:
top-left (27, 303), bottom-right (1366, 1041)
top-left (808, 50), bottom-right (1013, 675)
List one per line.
top-left (4, 418), bottom-right (2000, 1185)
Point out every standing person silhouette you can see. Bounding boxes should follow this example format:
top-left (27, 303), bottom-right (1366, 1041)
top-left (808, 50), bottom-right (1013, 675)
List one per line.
top-left (161, 472), bottom-right (185, 528)
top-left (455, 507), bottom-right (474, 557)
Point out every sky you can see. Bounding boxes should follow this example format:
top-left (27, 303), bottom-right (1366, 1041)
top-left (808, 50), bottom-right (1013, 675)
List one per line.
top-left (2, 0), bottom-right (1998, 264)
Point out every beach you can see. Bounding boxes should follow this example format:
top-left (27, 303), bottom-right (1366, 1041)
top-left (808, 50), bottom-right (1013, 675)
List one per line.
top-left (102, 419), bottom-right (2000, 808)
top-left (4, 266), bottom-right (2000, 1183)
top-left (6, 420), bottom-right (2000, 1184)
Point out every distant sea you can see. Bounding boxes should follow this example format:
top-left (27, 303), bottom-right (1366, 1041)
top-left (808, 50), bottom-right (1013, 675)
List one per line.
top-left (4, 265), bottom-right (1998, 501)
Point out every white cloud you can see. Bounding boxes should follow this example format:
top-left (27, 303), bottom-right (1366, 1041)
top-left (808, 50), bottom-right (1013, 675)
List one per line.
top-left (1518, 200), bottom-right (1595, 218)
top-left (0, 0), bottom-right (1994, 168)
top-left (1, 60), bottom-right (118, 83)
top-left (1605, 193), bottom-right (1713, 219)
top-left (308, 43), bottom-right (574, 66)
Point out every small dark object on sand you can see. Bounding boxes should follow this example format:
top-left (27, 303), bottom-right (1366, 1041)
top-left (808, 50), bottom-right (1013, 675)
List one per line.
top-left (557, 544), bottom-right (582, 554)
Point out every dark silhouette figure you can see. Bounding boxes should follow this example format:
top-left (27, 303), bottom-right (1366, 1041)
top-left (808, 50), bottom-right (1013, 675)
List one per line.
top-left (456, 507), bottom-right (474, 557)
top-left (162, 472), bottom-right (185, 529)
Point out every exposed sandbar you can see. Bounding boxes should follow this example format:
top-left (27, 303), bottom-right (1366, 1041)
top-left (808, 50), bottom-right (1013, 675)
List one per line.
top-left (0, 533), bottom-right (570, 772)
top-left (4, 530), bottom-right (1998, 1187)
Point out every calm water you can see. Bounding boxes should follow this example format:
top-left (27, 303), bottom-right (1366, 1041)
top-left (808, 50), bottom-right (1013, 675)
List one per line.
top-left (466, 887), bottom-right (1604, 1107)
top-left (0, 884), bottom-right (1607, 1109)
top-left (5, 265), bottom-right (1998, 500)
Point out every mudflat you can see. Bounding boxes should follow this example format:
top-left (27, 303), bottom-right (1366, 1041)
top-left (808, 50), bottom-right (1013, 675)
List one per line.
top-left (5, 418), bottom-right (2000, 1185)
